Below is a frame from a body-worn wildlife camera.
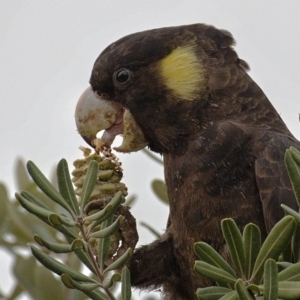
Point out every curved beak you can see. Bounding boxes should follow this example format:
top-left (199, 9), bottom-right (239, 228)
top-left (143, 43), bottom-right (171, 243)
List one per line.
top-left (75, 87), bottom-right (147, 152)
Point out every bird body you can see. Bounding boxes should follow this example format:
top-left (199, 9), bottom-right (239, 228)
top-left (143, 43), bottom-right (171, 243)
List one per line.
top-left (76, 24), bottom-right (300, 299)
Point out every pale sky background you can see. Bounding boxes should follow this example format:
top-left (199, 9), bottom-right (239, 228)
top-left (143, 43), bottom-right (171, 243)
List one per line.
top-left (1, 1), bottom-right (300, 299)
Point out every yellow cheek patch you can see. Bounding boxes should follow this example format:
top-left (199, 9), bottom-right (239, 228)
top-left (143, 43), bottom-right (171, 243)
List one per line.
top-left (159, 45), bottom-right (206, 101)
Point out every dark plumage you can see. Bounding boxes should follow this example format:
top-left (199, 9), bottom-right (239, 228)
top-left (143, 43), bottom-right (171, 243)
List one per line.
top-left (88, 24), bottom-right (300, 299)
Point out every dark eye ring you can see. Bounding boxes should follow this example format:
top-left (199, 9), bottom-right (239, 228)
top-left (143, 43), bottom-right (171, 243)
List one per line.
top-left (114, 68), bottom-right (131, 84)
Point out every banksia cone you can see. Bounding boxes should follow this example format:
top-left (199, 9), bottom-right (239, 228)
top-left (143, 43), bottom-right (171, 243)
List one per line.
top-left (72, 146), bottom-right (138, 266)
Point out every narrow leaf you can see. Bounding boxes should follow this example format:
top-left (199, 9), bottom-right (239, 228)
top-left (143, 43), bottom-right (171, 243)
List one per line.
top-left (281, 204), bottom-right (300, 224)
top-left (263, 259), bottom-right (278, 300)
top-left (86, 191), bottom-right (124, 229)
top-left (16, 193), bottom-right (53, 219)
top-left (21, 190), bottom-right (51, 210)
top-left (104, 248), bottom-right (132, 273)
top-left (26, 161), bottom-right (72, 213)
top-left (34, 235), bottom-right (83, 253)
top-left (61, 274), bottom-right (109, 300)
top-left (103, 273), bottom-right (121, 289)
top-left (194, 242), bottom-right (236, 277)
top-left (30, 245), bottom-right (93, 282)
top-left (278, 261), bottom-right (300, 281)
top-left (234, 279), bottom-right (253, 300)
top-left (57, 159), bottom-right (80, 215)
top-left (221, 219), bottom-right (246, 277)
top-left (251, 216), bottom-right (296, 283)
top-left (48, 214), bottom-right (77, 227)
top-left (97, 235), bottom-right (111, 273)
top-left (196, 287), bottom-right (232, 300)
top-left (194, 261), bottom-right (237, 286)
top-left (277, 281), bottom-right (300, 299)
top-left (219, 290), bottom-right (239, 300)
top-left (89, 216), bottom-right (122, 239)
top-left (285, 147), bottom-right (300, 206)
top-left (61, 274), bottom-right (99, 292)
top-left (80, 160), bottom-right (99, 211)
top-left (121, 267), bottom-right (131, 300)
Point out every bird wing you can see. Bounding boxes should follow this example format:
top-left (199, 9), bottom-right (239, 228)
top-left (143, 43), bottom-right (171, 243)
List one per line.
top-left (255, 134), bottom-right (299, 232)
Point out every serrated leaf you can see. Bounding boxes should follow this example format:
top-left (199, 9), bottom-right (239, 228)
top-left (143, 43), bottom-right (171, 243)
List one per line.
top-left (234, 279), bottom-right (253, 300)
top-left (194, 261), bottom-right (237, 286)
top-left (80, 160), bottom-right (99, 211)
top-left (251, 216), bottom-right (296, 284)
top-left (221, 219), bottom-right (246, 278)
top-left (194, 242), bottom-right (236, 277)
top-left (121, 267), bottom-right (131, 300)
top-left (57, 159), bottom-right (80, 215)
top-left (278, 261), bottom-right (300, 281)
top-left (196, 286), bottom-right (232, 300)
top-left (26, 161), bottom-right (72, 213)
top-left (263, 259), bottom-right (278, 300)
top-left (243, 223), bottom-right (261, 279)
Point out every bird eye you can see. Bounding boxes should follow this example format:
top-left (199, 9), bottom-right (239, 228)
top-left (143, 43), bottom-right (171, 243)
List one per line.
top-left (114, 68), bottom-right (131, 84)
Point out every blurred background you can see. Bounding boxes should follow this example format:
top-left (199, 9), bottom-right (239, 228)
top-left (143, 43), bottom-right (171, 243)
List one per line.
top-left (1, 1), bottom-right (299, 299)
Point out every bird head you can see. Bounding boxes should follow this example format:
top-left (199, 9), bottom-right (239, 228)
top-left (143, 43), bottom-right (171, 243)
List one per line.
top-left (75, 24), bottom-right (249, 155)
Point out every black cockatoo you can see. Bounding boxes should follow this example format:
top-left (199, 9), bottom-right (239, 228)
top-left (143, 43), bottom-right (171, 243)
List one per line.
top-left (75, 24), bottom-right (300, 299)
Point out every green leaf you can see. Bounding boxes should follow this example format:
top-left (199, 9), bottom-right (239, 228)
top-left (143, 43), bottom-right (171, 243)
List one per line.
top-left (21, 190), bottom-right (52, 210)
top-left (277, 281), bottom-right (300, 299)
top-left (13, 255), bottom-right (64, 300)
top-left (142, 148), bottom-right (163, 165)
top-left (243, 223), bottom-right (261, 279)
top-left (26, 161), bottom-right (72, 213)
top-left (57, 159), bottom-right (80, 215)
top-left (121, 267), bottom-right (132, 300)
top-left (285, 147), bottom-right (300, 206)
top-left (194, 242), bottom-right (236, 277)
top-left (104, 248), bottom-right (132, 273)
top-left (61, 274), bottom-right (109, 300)
top-left (16, 192), bottom-right (54, 219)
top-left (194, 261), bottom-right (237, 286)
top-left (48, 213), bottom-right (77, 227)
top-left (251, 216), bottom-right (296, 284)
top-left (103, 273), bottom-right (121, 289)
top-left (221, 219), bottom-right (246, 278)
top-left (263, 259), bottom-right (278, 300)
top-left (219, 290), bottom-right (239, 300)
top-left (281, 204), bottom-right (300, 224)
top-left (34, 234), bottom-right (83, 253)
top-left (278, 261), bottom-right (300, 281)
top-left (80, 160), bottom-right (99, 211)
top-left (292, 223), bottom-right (300, 262)
top-left (30, 245), bottom-right (93, 282)
top-left (196, 287), bottom-right (232, 300)
top-left (89, 215), bottom-right (122, 239)
top-left (151, 179), bottom-right (169, 204)
top-left (97, 234), bottom-right (111, 273)
top-left (234, 279), bottom-right (253, 300)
